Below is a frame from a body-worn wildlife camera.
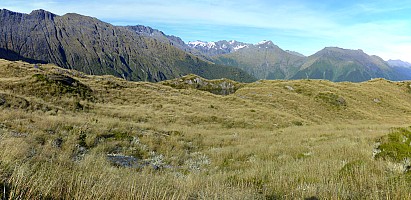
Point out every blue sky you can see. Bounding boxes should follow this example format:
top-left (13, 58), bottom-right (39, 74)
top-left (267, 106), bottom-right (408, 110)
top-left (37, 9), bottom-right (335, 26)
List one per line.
top-left (1, 0), bottom-right (411, 62)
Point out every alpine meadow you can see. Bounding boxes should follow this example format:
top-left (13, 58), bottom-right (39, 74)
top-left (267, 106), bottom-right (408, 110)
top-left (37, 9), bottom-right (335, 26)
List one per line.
top-left (1, 2), bottom-right (411, 199)
top-left (1, 59), bottom-right (411, 199)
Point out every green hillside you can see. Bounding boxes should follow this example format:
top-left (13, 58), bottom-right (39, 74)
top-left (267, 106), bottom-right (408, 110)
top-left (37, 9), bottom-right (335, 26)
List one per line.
top-left (292, 47), bottom-right (400, 82)
top-left (0, 9), bottom-right (255, 83)
top-left (213, 41), bottom-right (305, 80)
top-left (1, 59), bottom-right (411, 199)
top-left (212, 44), bottom-right (406, 82)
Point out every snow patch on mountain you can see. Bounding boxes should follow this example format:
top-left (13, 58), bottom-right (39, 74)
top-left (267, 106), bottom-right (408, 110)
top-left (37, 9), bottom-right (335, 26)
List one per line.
top-left (188, 40), bottom-right (206, 47)
top-left (256, 40), bottom-right (272, 45)
top-left (188, 40), bottom-right (249, 54)
top-left (234, 45), bottom-right (248, 51)
top-left (188, 41), bottom-right (217, 49)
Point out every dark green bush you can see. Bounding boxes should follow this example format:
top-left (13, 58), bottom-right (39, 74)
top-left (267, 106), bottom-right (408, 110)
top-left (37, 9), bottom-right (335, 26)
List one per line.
top-left (374, 127), bottom-right (411, 162)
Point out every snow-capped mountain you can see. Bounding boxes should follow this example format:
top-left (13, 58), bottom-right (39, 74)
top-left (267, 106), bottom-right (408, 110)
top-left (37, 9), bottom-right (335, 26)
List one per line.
top-left (187, 40), bottom-right (288, 57)
top-left (255, 40), bottom-right (272, 45)
top-left (187, 40), bottom-right (249, 57)
top-left (188, 41), bottom-right (217, 49)
top-left (212, 40), bottom-right (306, 80)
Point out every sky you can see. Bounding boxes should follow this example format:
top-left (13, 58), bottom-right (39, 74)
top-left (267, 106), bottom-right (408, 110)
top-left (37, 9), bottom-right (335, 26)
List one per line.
top-left (1, 0), bottom-right (411, 62)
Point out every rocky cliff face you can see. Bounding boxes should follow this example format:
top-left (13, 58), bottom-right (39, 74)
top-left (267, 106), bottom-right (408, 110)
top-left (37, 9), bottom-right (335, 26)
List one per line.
top-left (0, 9), bottom-right (255, 82)
top-left (128, 25), bottom-right (188, 51)
top-left (126, 25), bottom-right (207, 60)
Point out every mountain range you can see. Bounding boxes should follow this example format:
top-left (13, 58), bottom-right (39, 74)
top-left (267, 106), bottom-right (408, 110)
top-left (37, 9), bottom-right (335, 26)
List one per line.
top-left (210, 40), bottom-right (306, 80)
top-left (0, 9), bottom-right (410, 82)
top-left (292, 47), bottom-right (401, 82)
top-left (0, 9), bottom-right (255, 82)
top-left (189, 40), bottom-right (411, 82)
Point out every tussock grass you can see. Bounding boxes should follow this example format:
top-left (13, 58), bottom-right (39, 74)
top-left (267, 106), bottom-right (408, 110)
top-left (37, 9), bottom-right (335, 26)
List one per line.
top-left (1, 59), bottom-right (411, 199)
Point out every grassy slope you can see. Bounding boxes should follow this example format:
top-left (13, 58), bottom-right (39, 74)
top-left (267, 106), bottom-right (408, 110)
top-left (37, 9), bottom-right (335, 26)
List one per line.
top-left (1, 58), bottom-right (411, 199)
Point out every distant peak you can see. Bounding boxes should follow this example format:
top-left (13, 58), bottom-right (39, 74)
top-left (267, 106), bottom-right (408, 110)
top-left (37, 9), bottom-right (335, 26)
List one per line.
top-left (286, 50), bottom-right (306, 57)
top-left (323, 47), bottom-right (342, 50)
top-left (321, 47), bottom-right (367, 55)
top-left (30, 9), bottom-right (54, 15)
top-left (29, 9), bottom-right (57, 19)
top-left (323, 47), bottom-right (363, 51)
top-left (127, 25), bottom-right (165, 36)
top-left (255, 40), bottom-right (273, 45)
top-left (188, 40), bottom-right (207, 45)
top-left (387, 59), bottom-right (411, 63)
top-left (188, 40), bottom-right (216, 48)
top-left (63, 12), bottom-right (84, 17)
top-left (0, 9), bottom-right (14, 13)
top-left (188, 40), bottom-right (251, 56)
top-left (0, 9), bottom-right (25, 17)
top-left (387, 59), bottom-right (411, 68)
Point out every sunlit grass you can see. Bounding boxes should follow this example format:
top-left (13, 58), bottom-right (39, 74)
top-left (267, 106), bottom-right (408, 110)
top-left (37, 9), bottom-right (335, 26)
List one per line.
top-left (1, 59), bottom-right (411, 199)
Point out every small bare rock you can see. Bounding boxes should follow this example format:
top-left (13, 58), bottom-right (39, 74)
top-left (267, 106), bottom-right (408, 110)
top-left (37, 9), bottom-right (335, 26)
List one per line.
top-left (10, 131), bottom-right (28, 137)
top-left (52, 138), bottom-right (63, 148)
top-left (285, 85), bottom-right (294, 91)
top-left (373, 98), bottom-right (381, 103)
